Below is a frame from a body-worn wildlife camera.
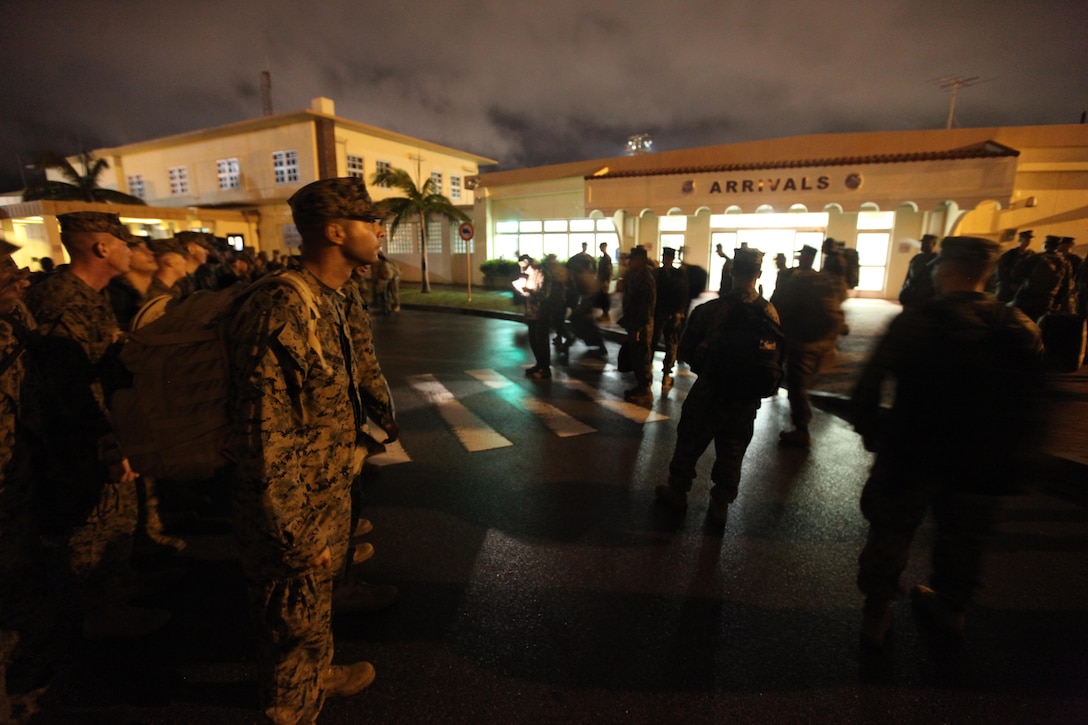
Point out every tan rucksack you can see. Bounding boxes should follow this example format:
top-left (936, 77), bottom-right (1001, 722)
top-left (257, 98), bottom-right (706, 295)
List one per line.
top-left (111, 271), bottom-right (325, 481)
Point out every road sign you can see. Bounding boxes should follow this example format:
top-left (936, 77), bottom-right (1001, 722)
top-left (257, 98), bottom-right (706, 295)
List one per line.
top-left (459, 222), bottom-right (475, 240)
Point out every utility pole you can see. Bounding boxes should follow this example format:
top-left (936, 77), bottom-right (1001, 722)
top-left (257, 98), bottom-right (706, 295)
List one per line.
top-left (932, 76), bottom-right (990, 129)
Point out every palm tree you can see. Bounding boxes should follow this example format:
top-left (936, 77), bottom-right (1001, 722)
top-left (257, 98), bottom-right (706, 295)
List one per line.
top-left (22, 150), bottom-right (147, 205)
top-left (371, 166), bottom-right (469, 293)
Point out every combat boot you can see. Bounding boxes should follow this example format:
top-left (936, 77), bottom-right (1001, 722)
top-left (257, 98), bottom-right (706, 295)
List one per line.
top-left (707, 499), bottom-right (729, 527)
top-left (623, 386), bottom-right (653, 406)
top-left (351, 542), bottom-right (375, 565)
top-left (910, 585), bottom-right (965, 636)
top-left (860, 599), bottom-right (893, 649)
top-left (323, 662), bottom-right (376, 697)
top-left (660, 375), bottom-right (674, 395)
top-left (654, 484), bottom-right (688, 512)
top-left (778, 428), bottom-right (811, 448)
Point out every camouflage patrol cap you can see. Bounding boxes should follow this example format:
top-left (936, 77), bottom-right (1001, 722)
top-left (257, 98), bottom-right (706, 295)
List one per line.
top-left (147, 237), bottom-right (190, 258)
top-left (288, 177), bottom-right (390, 228)
top-left (796, 244), bottom-right (818, 257)
top-left (734, 247), bottom-right (765, 267)
top-left (1059, 236), bottom-right (1075, 246)
top-left (1043, 235), bottom-right (1061, 250)
top-left (58, 211), bottom-right (136, 243)
top-left (175, 231), bottom-right (216, 249)
top-left (1018, 229), bottom-right (1034, 239)
top-left (937, 236), bottom-right (1000, 264)
top-left (628, 246), bottom-right (648, 260)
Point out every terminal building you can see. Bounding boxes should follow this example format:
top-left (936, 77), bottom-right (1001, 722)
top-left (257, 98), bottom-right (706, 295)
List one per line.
top-left (471, 124), bottom-right (1088, 299)
top-left (5, 111), bottom-right (1085, 301)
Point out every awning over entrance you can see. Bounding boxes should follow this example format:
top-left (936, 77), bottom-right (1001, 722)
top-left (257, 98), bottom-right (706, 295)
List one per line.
top-left (585, 141), bottom-right (1020, 216)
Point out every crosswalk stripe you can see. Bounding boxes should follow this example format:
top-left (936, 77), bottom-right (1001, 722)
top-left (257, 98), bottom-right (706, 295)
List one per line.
top-left (467, 369), bottom-right (596, 438)
top-left (407, 374), bottom-right (514, 452)
top-left (367, 438), bottom-right (411, 466)
top-left (556, 377), bottom-right (671, 423)
top-left (465, 368), bottom-right (512, 389)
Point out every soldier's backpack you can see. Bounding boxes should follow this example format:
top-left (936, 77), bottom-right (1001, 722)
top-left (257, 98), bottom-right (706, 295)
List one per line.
top-left (842, 247), bottom-right (861, 289)
top-left (111, 270), bottom-right (324, 481)
top-left (707, 298), bottom-right (786, 399)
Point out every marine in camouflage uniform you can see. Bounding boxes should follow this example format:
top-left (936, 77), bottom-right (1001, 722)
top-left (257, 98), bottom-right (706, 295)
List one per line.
top-left (650, 247), bottom-right (690, 394)
top-left (227, 178), bottom-right (390, 724)
top-left (1, 250), bottom-right (60, 719)
top-left (898, 234), bottom-right (938, 308)
top-left (23, 213), bottom-right (169, 640)
top-left (994, 230), bottom-right (1035, 303)
top-left (619, 246), bottom-right (656, 404)
top-left (853, 236), bottom-right (1045, 647)
top-left (1010, 235), bottom-right (1073, 322)
top-left (656, 249), bottom-right (778, 526)
top-left (771, 245), bottom-right (847, 447)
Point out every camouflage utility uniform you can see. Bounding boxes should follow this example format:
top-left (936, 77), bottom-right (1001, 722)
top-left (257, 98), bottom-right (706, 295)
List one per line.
top-left (771, 267), bottom-right (846, 437)
top-left (666, 288), bottom-right (780, 507)
top-left (853, 292), bottom-right (1044, 614)
top-left (0, 301), bottom-right (59, 704)
top-left (650, 261), bottom-right (690, 383)
top-left (619, 262), bottom-right (656, 391)
top-left (227, 265), bottom-right (370, 724)
top-left (23, 270), bottom-right (136, 586)
top-left (1010, 249), bottom-right (1073, 322)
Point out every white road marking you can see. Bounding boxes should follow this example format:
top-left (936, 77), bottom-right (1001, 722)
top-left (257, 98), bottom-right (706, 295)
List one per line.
top-left (366, 438), bottom-right (412, 466)
top-left (466, 368), bottom-right (513, 389)
top-left (407, 374), bottom-right (514, 452)
top-left (468, 369), bottom-right (597, 438)
top-left (556, 378), bottom-right (670, 423)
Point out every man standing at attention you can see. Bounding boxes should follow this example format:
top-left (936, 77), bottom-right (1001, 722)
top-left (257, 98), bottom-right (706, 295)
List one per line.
top-left (24, 212), bottom-right (170, 640)
top-left (227, 177), bottom-right (391, 723)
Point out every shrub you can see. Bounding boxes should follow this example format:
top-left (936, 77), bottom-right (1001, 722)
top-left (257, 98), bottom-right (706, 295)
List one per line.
top-left (479, 258), bottom-right (522, 288)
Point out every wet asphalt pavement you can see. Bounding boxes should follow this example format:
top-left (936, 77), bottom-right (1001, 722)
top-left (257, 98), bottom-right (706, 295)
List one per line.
top-left (29, 300), bottom-right (1088, 724)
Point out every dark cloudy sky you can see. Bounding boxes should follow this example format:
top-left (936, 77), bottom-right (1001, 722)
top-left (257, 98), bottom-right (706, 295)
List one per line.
top-left (3, 0), bottom-right (1086, 191)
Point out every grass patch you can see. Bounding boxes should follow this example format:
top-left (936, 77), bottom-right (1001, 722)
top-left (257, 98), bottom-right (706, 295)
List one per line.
top-left (398, 284), bottom-right (521, 313)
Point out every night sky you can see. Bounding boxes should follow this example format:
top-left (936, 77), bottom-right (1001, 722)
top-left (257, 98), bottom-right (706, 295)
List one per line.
top-left (2, 0), bottom-right (1086, 192)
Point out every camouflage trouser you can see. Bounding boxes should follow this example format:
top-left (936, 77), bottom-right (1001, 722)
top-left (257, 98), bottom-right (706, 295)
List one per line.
top-left (784, 338), bottom-right (836, 430)
top-left (651, 312), bottom-right (685, 377)
top-left (0, 511), bottom-right (61, 696)
top-left (857, 457), bottom-right (1001, 611)
top-left (667, 378), bottom-right (761, 504)
top-left (236, 482), bottom-right (351, 724)
top-left (65, 479), bottom-right (138, 588)
top-left (626, 323), bottom-right (654, 389)
top-left (247, 566), bottom-right (335, 725)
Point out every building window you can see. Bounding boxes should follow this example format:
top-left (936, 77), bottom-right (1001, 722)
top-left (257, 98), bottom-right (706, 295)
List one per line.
top-left (375, 160), bottom-right (391, 186)
top-left (273, 150), bottom-right (299, 184)
top-left (168, 166), bottom-right (189, 195)
top-left (127, 174), bottom-right (146, 200)
top-left (426, 220), bottom-right (443, 254)
top-left (347, 154), bottom-right (365, 178)
top-left (450, 175), bottom-right (461, 201)
top-left (491, 218), bottom-right (619, 262)
top-left (217, 158), bottom-right (240, 190)
top-left (430, 171), bottom-right (442, 194)
top-left (388, 222), bottom-right (415, 254)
